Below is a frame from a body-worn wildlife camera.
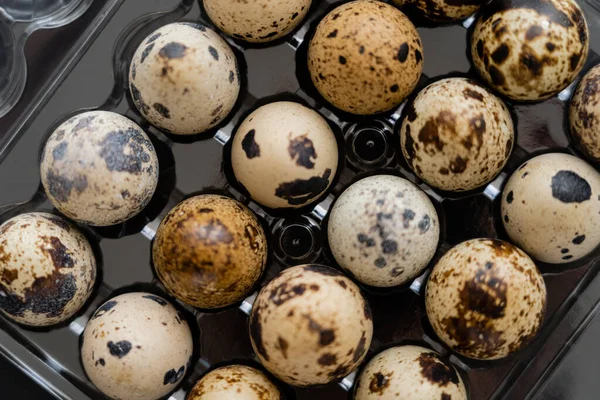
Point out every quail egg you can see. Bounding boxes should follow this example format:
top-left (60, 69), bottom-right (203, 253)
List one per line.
top-left (392, 0), bottom-right (480, 21)
top-left (400, 77), bottom-right (514, 191)
top-left (471, 0), bottom-right (589, 101)
top-left (502, 153), bottom-right (600, 264)
top-left (231, 101), bottom-right (338, 209)
top-left (203, 0), bottom-right (312, 43)
top-left (308, 0), bottom-right (423, 115)
top-left (354, 345), bottom-right (468, 400)
top-left (570, 64), bottom-right (600, 162)
top-left (426, 238), bottom-right (546, 360)
top-left (153, 194), bottom-right (267, 309)
top-left (249, 264), bottom-right (373, 386)
top-left (81, 292), bottom-right (193, 400)
top-left (40, 111), bottom-right (158, 226)
top-left (328, 175), bottom-right (439, 287)
top-left (0, 213), bottom-right (96, 327)
top-left (129, 23), bottom-right (240, 135)
top-left (188, 365), bottom-right (281, 399)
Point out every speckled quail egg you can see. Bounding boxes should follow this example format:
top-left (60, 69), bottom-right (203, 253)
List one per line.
top-left (471, 0), bottom-right (589, 102)
top-left (188, 365), bottom-right (281, 399)
top-left (153, 194), bottom-right (267, 309)
top-left (392, 0), bottom-right (480, 21)
top-left (501, 153), bottom-right (600, 264)
top-left (354, 345), bottom-right (468, 400)
top-left (327, 175), bottom-right (439, 287)
top-left (400, 77), bottom-right (514, 191)
top-left (570, 64), bottom-right (600, 162)
top-left (129, 22), bottom-right (240, 135)
top-left (0, 213), bottom-right (96, 327)
top-left (249, 264), bottom-right (373, 386)
top-left (308, 0), bottom-right (423, 115)
top-left (81, 292), bottom-right (193, 400)
top-left (426, 238), bottom-right (546, 360)
top-left (40, 111), bottom-right (158, 226)
top-left (231, 101), bottom-right (338, 209)
top-left (203, 0), bottom-right (312, 43)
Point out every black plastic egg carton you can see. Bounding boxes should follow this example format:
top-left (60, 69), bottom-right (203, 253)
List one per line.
top-left (1, 0), bottom-right (600, 399)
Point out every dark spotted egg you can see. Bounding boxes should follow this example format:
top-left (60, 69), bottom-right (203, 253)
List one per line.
top-left (129, 23), bottom-right (240, 135)
top-left (426, 239), bottom-right (546, 360)
top-left (203, 0), bottom-right (312, 43)
top-left (392, 0), bottom-right (480, 22)
top-left (0, 213), bottom-right (96, 327)
top-left (249, 264), bottom-right (373, 386)
top-left (231, 101), bottom-right (338, 209)
top-left (400, 78), bottom-right (514, 191)
top-left (354, 345), bottom-right (468, 400)
top-left (188, 365), bottom-right (281, 399)
top-left (327, 175), bottom-right (439, 287)
top-left (471, 0), bottom-right (588, 101)
top-left (308, 0), bottom-right (423, 115)
top-left (570, 64), bottom-right (600, 162)
top-left (502, 153), bottom-right (600, 264)
top-left (40, 111), bottom-right (158, 227)
top-left (81, 292), bottom-right (193, 400)
top-left (152, 195), bottom-right (267, 309)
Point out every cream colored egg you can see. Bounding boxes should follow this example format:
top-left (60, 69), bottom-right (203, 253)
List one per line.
top-left (426, 239), bottom-right (546, 360)
top-left (231, 101), bottom-right (338, 209)
top-left (328, 175), bottom-right (439, 287)
top-left (400, 77), bottom-right (514, 191)
top-left (354, 345), bottom-right (468, 400)
top-left (308, 0), bottom-right (423, 115)
top-left (81, 292), bottom-right (193, 400)
top-left (203, 0), bottom-right (312, 43)
top-left (392, 0), bottom-right (480, 21)
top-left (502, 153), bottom-right (600, 264)
top-left (187, 365), bottom-right (281, 399)
top-left (129, 23), bottom-right (240, 135)
top-left (0, 213), bottom-right (96, 326)
top-left (471, 0), bottom-right (588, 101)
top-left (570, 64), bottom-right (600, 161)
top-left (40, 111), bottom-right (158, 226)
top-left (249, 264), bottom-right (373, 386)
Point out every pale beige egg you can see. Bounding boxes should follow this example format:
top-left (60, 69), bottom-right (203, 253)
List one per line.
top-left (187, 365), bottom-right (281, 399)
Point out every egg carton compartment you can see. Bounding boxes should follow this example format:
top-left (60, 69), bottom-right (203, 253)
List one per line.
top-left (1, 0), bottom-right (600, 399)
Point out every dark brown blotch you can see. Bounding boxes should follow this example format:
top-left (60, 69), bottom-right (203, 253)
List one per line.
top-left (288, 134), bottom-right (317, 169)
top-left (369, 372), bottom-right (390, 394)
top-left (418, 352), bottom-right (459, 387)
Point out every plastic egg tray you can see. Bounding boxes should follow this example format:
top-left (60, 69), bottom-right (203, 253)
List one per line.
top-left (1, 0), bottom-right (600, 399)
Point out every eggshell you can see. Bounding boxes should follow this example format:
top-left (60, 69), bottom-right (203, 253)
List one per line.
top-left (400, 77), bottom-right (514, 191)
top-left (308, 0), bottom-right (423, 115)
top-left (471, 0), bottom-right (588, 101)
top-left (40, 111), bottom-right (159, 226)
top-left (327, 175), bottom-right (439, 287)
top-left (569, 64), bottom-right (600, 161)
top-left (231, 101), bottom-right (338, 209)
top-left (203, 0), bottom-right (312, 43)
top-left (129, 23), bottom-right (240, 135)
top-left (81, 292), bottom-right (193, 400)
top-left (425, 238), bottom-right (546, 360)
top-left (188, 365), bottom-right (281, 400)
top-left (153, 194), bottom-right (267, 309)
top-left (501, 153), bottom-right (600, 264)
top-left (0, 213), bottom-right (96, 326)
top-left (392, 0), bottom-right (479, 21)
top-left (249, 264), bottom-right (373, 386)
top-left (354, 345), bottom-right (468, 400)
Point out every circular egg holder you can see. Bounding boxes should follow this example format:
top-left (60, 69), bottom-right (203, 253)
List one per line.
top-left (1, 0), bottom-right (600, 399)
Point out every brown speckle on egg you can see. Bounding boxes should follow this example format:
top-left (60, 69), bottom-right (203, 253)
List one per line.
top-left (188, 365), bottom-right (281, 399)
top-left (392, 0), bottom-right (480, 21)
top-left (569, 64), bottom-right (600, 162)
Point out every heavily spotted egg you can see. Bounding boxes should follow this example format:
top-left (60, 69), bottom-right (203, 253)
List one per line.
top-left (392, 0), bottom-right (480, 22)
top-left (502, 153), bottom-right (600, 264)
top-left (81, 292), bottom-right (193, 400)
top-left (0, 213), bottom-right (96, 327)
top-left (308, 0), bottom-right (423, 115)
top-left (426, 239), bottom-right (546, 360)
top-left (129, 23), bottom-right (240, 135)
top-left (188, 365), bottom-right (281, 399)
top-left (249, 264), bottom-right (373, 386)
top-left (471, 0), bottom-right (589, 101)
top-left (569, 64), bottom-right (600, 162)
top-left (40, 111), bottom-right (159, 227)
